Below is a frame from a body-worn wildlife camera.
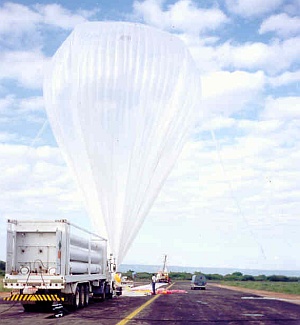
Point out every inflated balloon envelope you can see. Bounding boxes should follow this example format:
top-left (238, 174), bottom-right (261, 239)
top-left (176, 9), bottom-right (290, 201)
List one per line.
top-left (43, 21), bottom-right (201, 265)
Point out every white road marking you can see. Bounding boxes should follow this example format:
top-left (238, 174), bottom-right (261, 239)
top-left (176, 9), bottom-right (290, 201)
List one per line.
top-left (196, 300), bottom-right (208, 305)
top-left (243, 313), bottom-right (264, 317)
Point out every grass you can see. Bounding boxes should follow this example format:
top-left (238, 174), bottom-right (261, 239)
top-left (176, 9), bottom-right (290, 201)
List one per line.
top-left (220, 281), bottom-right (300, 295)
top-left (0, 275), bottom-right (10, 292)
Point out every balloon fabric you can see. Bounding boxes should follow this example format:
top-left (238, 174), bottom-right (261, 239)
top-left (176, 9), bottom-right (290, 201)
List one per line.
top-left (43, 21), bottom-right (201, 265)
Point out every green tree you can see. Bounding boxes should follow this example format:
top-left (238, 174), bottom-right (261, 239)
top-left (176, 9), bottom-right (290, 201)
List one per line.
top-left (232, 272), bottom-right (243, 277)
top-left (254, 274), bottom-right (267, 281)
top-left (267, 275), bottom-right (289, 282)
top-left (0, 261), bottom-right (5, 271)
top-left (205, 274), bottom-right (223, 281)
top-left (241, 275), bottom-right (255, 281)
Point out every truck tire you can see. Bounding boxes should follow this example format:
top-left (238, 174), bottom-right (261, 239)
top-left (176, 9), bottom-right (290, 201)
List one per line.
top-left (84, 284), bottom-right (90, 306)
top-left (98, 282), bottom-right (106, 301)
top-left (100, 288), bottom-right (106, 301)
top-left (106, 284), bottom-right (113, 299)
top-left (22, 304), bottom-right (36, 312)
top-left (79, 284), bottom-right (85, 308)
top-left (73, 286), bottom-right (80, 309)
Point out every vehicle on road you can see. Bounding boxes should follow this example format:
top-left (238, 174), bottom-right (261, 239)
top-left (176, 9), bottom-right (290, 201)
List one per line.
top-left (121, 276), bottom-right (134, 288)
top-left (3, 219), bottom-right (121, 311)
top-left (191, 274), bottom-right (206, 290)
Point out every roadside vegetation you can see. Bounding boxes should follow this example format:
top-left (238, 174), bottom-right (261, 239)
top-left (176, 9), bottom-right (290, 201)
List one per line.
top-left (220, 280), bottom-right (300, 295)
top-left (0, 260), bottom-right (5, 277)
top-left (0, 260), bottom-right (9, 292)
top-left (123, 270), bottom-right (300, 282)
top-left (1, 261), bottom-right (299, 295)
top-left (0, 276), bottom-right (10, 292)
top-left (122, 270), bottom-right (300, 296)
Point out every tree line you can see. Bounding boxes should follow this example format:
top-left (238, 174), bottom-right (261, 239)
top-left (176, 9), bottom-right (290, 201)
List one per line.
top-left (122, 270), bottom-right (300, 283)
top-left (0, 260), bottom-right (5, 276)
top-left (1, 261), bottom-right (299, 283)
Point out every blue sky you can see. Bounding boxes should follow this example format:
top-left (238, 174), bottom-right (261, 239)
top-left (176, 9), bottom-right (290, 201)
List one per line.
top-left (0, 0), bottom-right (300, 271)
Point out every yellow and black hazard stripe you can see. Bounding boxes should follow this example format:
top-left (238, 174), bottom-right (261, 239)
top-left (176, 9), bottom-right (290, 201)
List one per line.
top-left (4, 294), bottom-right (64, 302)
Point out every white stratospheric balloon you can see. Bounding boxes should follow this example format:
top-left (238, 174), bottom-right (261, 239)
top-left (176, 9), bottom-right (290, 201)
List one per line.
top-left (43, 22), bottom-right (201, 265)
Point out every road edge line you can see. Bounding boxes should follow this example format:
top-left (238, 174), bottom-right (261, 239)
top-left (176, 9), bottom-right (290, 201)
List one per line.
top-left (116, 282), bottom-right (175, 325)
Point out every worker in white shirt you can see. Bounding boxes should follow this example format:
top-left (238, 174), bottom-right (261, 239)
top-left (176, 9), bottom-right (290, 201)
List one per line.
top-left (151, 274), bottom-right (156, 295)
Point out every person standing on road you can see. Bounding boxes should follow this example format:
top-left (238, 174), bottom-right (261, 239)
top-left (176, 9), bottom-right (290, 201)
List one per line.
top-left (151, 274), bottom-right (156, 295)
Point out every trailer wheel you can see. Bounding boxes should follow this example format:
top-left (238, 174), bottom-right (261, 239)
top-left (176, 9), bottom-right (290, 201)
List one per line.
top-left (79, 284), bottom-right (85, 308)
top-left (84, 284), bottom-right (90, 306)
top-left (106, 284), bottom-right (113, 299)
top-left (100, 287), bottom-right (106, 301)
top-left (73, 286), bottom-right (80, 309)
top-left (22, 304), bottom-right (36, 312)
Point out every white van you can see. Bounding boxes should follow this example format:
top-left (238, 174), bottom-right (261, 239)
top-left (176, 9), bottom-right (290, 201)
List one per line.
top-left (191, 274), bottom-right (206, 290)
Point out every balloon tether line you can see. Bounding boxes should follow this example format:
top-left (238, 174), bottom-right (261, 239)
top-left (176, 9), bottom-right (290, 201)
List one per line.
top-left (210, 128), bottom-right (266, 260)
top-left (24, 120), bottom-right (49, 156)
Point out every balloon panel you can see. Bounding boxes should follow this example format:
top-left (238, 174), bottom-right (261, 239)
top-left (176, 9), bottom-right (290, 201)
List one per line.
top-left (44, 22), bottom-right (201, 264)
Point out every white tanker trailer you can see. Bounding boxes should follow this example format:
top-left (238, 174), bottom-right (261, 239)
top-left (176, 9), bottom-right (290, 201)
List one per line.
top-left (3, 219), bottom-right (121, 310)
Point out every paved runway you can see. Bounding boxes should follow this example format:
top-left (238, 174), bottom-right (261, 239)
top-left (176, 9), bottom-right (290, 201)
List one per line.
top-left (1, 282), bottom-right (300, 324)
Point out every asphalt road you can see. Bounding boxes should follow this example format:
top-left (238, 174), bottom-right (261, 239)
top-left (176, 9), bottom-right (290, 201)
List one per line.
top-left (1, 282), bottom-right (300, 324)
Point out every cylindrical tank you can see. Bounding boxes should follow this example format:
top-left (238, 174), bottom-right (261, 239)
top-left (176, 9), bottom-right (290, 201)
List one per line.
top-left (70, 246), bottom-right (102, 264)
top-left (70, 234), bottom-right (105, 251)
top-left (70, 234), bottom-right (89, 249)
top-left (69, 261), bottom-right (102, 274)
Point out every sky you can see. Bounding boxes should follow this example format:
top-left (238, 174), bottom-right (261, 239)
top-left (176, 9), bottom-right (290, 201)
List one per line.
top-left (0, 0), bottom-right (300, 272)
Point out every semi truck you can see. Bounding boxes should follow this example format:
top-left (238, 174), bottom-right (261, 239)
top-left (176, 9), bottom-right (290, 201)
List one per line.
top-left (3, 219), bottom-right (121, 310)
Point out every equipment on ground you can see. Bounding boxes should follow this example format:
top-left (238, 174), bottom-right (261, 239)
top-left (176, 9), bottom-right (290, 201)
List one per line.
top-left (3, 219), bottom-right (121, 311)
top-left (156, 255), bottom-right (170, 283)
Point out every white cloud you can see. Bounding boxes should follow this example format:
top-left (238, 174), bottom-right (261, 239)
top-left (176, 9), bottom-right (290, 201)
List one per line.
top-left (0, 143), bottom-right (82, 207)
top-left (180, 36), bottom-right (221, 72)
top-left (202, 116), bottom-right (236, 131)
top-left (0, 2), bottom-right (96, 37)
top-left (0, 2), bottom-right (40, 35)
top-left (35, 4), bottom-right (92, 30)
top-left (218, 37), bottom-right (300, 74)
top-left (0, 142), bottom-right (88, 260)
top-left (0, 3), bottom-right (99, 88)
top-left (0, 94), bottom-right (15, 113)
top-left (202, 70), bottom-right (265, 98)
top-left (261, 96), bottom-right (300, 119)
top-left (0, 95), bottom-right (46, 140)
top-left (259, 13), bottom-right (300, 38)
top-left (0, 49), bottom-right (48, 88)
top-left (268, 70), bottom-right (300, 87)
top-left (0, 132), bottom-right (18, 143)
top-left (0, 2), bottom-right (97, 52)
top-left (184, 36), bottom-right (300, 76)
top-left (225, 0), bottom-right (283, 17)
top-left (238, 119), bottom-right (283, 134)
top-left (133, 0), bottom-right (167, 29)
top-left (133, 0), bottom-right (229, 34)
top-left (19, 96), bottom-right (44, 113)
top-left (201, 70), bottom-right (265, 116)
